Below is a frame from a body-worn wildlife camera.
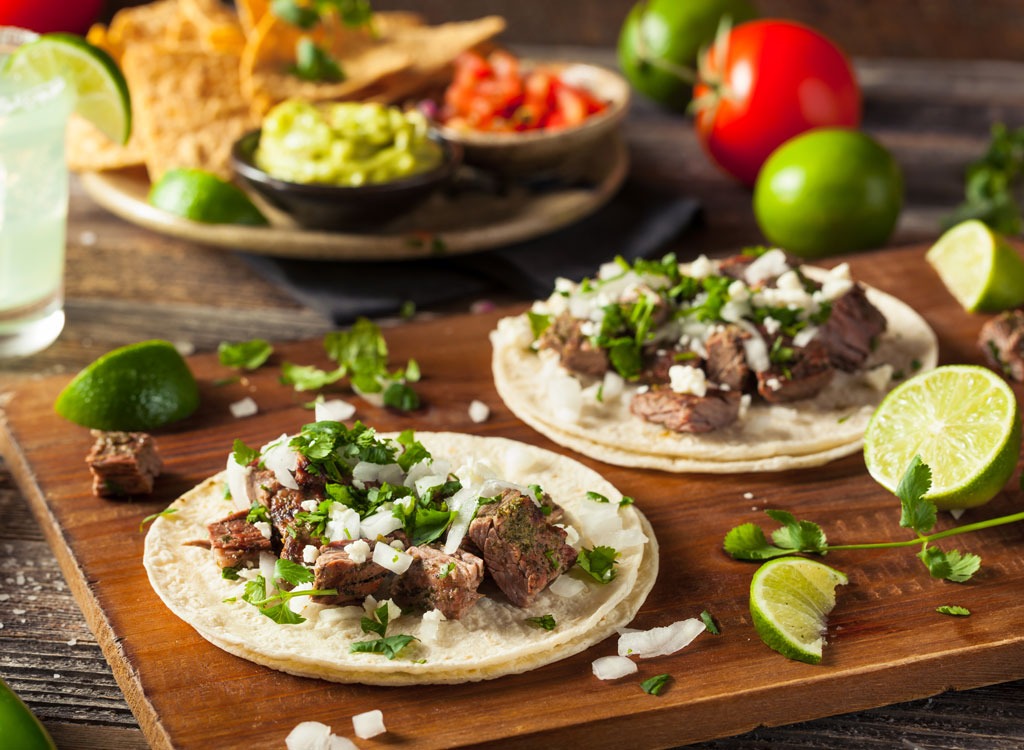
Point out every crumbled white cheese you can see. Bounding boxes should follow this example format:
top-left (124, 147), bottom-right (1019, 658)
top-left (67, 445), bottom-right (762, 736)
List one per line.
top-left (727, 279), bottom-right (750, 302)
top-left (468, 399), bottom-right (490, 423)
top-left (744, 248), bottom-right (790, 285)
top-left (229, 397), bottom-right (258, 418)
top-left (765, 377), bottom-right (783, 392)
top-left (254, 521), bottom-right (272, 540)
top-left (762, 316), bottom-right (781, 335)
top-left (302, 545), bottom-right (320, 565)
top-left (669, 364), bottom-right (707, 397)
top-left (389, 538), bottom-right (406, 552)
top-left (688, 254), bottom-right (716, 279)
top-left (344, 539), bottom-right (371, 564)
top-left (300, 500), bottom-right (319, 513)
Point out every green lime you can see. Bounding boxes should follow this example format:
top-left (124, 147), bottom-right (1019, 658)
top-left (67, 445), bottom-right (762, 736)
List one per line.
top-left (2, 32), bottom-right (131, 144)
top-left (617, 0), bottom-right (756, 111)
top-left (148, 168), bottom-right (268, 226)
top-left (864, 365), bottom-right (1021, 510)
top-left (55, 340), bottom-right (200, 431)
top-left (925, 220), bottom-right (1024, 313)
top-left (749, 556), bottom-right (848, 665)
top-left (753, 128), bottom-right (903, 258)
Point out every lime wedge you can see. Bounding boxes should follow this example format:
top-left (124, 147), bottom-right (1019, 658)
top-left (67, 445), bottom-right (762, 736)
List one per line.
top-left (55, 340), bottom-right (200, 431)
top-left (864, 364), bottom-right (1021, 510)
top-left (149, 168), bottom-right (268, 226)
top-left (749, 557), bottom-right (848, 665)
top-left (925, 219), bottom-right (1024, 312)
top-left (2, 32), bottom-right (131, 144)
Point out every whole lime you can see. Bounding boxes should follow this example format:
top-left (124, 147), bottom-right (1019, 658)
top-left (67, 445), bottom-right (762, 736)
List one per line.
top-left (753, 128), bottom-right (903, 258)
top-left (617, 0), bottom-right (757, 111)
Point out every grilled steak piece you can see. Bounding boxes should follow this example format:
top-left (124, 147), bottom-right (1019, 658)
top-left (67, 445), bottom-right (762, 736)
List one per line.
top-left (980, 309), bottom-right (1024, 381)
top-left (638, 346), bottom-right (698, 385)
top-left (630, 386), bottom-right (742, 433)
top-left (816, 284), bottom-right (887, 371)
top-left (86, 430), bottom-right (163, 497)
top-left (392, 546), bottom-right (484, 620)
top-left (705, 324), bottom-right (752, 391)
top-left (468, 489), bottom-right (577, 608)
top-left (312, 540), bottom-right (394, 606)
top-left (207, 510), bottom-right (272, 570)
top-left (539, 311), bottom-right (609, 378)
top-left (756, 338), bottom-right (835, 402)
top-left (248, 466), bottom-right (326, 562)
top-left (717, 254), bottom-right (755, 281)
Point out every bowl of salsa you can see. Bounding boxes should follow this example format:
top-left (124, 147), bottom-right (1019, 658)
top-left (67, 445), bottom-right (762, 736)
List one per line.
top-left (431, 50), bottom-right (630, 177)
top-left (231, 100), bottom-right (461, 231)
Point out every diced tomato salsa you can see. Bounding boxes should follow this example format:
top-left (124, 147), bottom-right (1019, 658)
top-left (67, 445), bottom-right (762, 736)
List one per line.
top-left (441, 50), bottom-right (607, 133)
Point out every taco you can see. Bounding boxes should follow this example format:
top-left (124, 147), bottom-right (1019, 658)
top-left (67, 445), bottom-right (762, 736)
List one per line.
top-left (491, 250), bottom-right (939, 473)
top-left (144, 422), bottom-right (657, 685)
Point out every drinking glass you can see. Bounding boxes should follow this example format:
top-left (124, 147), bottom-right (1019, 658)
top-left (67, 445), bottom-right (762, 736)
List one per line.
top-left (0, 26), bottom-right (73, 357)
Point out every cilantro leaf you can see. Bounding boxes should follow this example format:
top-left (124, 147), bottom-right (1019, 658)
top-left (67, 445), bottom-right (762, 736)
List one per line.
top-left (291, 37), bottom-right (344, 82)
top-left (918, 546), bottom-right (981, 583)
top-left (383, 382), bottom-right (420, 411)
top-left (897, 455), bottom-right (936, 536)
top-left (722, 522), bottom-right (791, 561)
top-left (766, 509), bottom-right (827, 554)
top-left (139, 507), bottom-right (177, 532)
top-left (260, 601), bottom-right (307, 625)
top-left (233, 438), bottom-right (260, 467)
top-left (218, 339), bottom-right (273, 370)
top-left (280, 362), bottom-right (345, 391)
top-left (936, 605), bottom-right (971, 617)
top-left (577, 545), bottom-right (619, 583)
top-left (526, 614), bottom-right (557, 631)
top-left (350, 634), bottom-right (417, 660)
top-left (527, 311), bottom-right (553, 340)
top-left (274, 558), bottom-right (315, 587)
top-left (396, 429), bottom-right (430, 471)
top-left (640, 674), bottom-right (672, 696)
top-left (699, 609), bottom-right (720, 635)
top-left (586, 491), bottom-right (611, 503)
top-left (271, 0), bottom-right (320, 29)
top-left (246, 501), bottom-right (270, 525)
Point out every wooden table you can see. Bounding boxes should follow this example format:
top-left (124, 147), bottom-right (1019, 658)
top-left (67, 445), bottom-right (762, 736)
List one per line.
top-left (2, 49), bottom-right (1024, 749)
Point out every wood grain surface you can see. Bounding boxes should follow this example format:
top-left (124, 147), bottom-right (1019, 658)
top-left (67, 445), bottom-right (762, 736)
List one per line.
top-left (3, 245), bottom-right (1024, 749)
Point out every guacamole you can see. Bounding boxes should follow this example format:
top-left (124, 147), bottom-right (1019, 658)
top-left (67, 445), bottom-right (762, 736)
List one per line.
top-left (255, 100), bottom-right (444, 186)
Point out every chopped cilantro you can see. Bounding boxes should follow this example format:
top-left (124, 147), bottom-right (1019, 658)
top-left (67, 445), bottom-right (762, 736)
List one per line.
top-left (245, 501), bottom-right (270, 525)
top-left (232, 438), bottom-right (260, 467)
top-left (221, 567), bottom-right (241, 581)
top-left (936, 605), bottom-right (971, 617)
top-left (218, 339), bottom-right (273, 370)
top-left (138, 507), bottom-right (177, 532)
top-left (577, 545), bottom-right (619, 583)
top-left (526, 614), bottom-right (557, 631)
top-left (700, 609), bottom-right (720, 635)
top-left (350, 634), bottom-right (417, 660)
top-left (527, 311), bottom-right (553, 340)
top-left (640, 673), bottom-right (672, 696)
top-left (586, 491), bottom-right (611, 503)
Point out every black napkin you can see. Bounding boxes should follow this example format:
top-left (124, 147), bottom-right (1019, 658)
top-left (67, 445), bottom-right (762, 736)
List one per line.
top-left (239, 180), bottom-right (702, 323)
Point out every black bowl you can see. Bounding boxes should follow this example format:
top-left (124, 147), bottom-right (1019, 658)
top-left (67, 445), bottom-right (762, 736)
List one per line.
top-left (230, 129), bottom-right (461, 231)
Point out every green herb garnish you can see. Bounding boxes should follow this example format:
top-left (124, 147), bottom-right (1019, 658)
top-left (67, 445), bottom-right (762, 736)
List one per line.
top-left (577, 545), bottom-right (619, 583)
top-left (526, 614), bottom-right (557, 631)
top-left (936, 605), bottom-right (971, 617)
top-left (640, 673), bottom-right (671, 696)
top-left (218, 339), bottom-right (273, 370)
top-left (139, 508), bottom-right (177, 532)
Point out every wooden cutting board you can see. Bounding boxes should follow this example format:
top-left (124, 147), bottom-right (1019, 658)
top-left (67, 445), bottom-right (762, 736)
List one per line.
top-left (3, 244), bottom-right (1024, 750)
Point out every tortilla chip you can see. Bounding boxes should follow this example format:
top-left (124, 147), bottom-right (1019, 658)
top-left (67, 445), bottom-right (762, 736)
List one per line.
top-left (108, 0), bottom-right (201, 52)
top-left (122, 44), bottom-right (258, 180)
top-left (180, 0), bottom-right (246, 54)
top-left (66, 114), bottom-right (147, 173)
top-left (234, 0), bottom-right (270, 38)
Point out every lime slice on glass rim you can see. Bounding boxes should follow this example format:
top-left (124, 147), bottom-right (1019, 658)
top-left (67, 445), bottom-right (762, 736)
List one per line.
top-left (925, 219), bottom-right (1024, 313)
top-left (55, 340), bottom-right (200, 431)
top-left (749, 556), bottom-right (848, 665)
top-left (864, 364), bottom-right (1021, 510)
top-left (2, 32), bottom-right (131, 144)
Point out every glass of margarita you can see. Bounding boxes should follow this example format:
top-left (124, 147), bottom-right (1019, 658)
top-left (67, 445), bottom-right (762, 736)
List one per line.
top-left (0, 26), bottom-right (73, 358)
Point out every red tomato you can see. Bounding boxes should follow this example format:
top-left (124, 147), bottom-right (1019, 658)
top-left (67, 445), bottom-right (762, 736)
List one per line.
top-left (693, 20), bottom-right (861, 186)
top-left (0, 0), bottom-right (103, 34)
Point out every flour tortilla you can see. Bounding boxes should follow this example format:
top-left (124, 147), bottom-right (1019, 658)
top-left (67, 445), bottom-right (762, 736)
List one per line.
top-left (491, 276), bottom-right (939, 474)
top-left (144, 432), bottom-right (657, 685)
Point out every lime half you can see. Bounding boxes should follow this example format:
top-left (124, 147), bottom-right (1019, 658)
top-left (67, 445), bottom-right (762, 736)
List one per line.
top-left (925, 219), bottom-right (1024, 312)
top-left (864, 365), bottom-right (1021, 510)
top-left (149, 168), bottom-right (268, 226)
top-left (55, 340), bottom-right (200, 431)
top-left (3, 32), bottom-right (131, 144)
top-left (749, 557), bottom-right (848, 665)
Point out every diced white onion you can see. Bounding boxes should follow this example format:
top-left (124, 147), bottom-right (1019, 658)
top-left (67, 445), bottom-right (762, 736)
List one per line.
top-left (605, 527), bottom-right (648, 550)
top-left (617, 618), bottom-right (706, 659)
top-left (259, 552), bottom-right (278, 593)
top-left (419, 609), bottom-right (445, 644)
top-left (344, 539), bottom-right (371, 564)
top-left (229, 397), bottom-right (258, 418)
top-left (314, 398), bottom-right (356, 423)
top-left (549, 574), bottom-right (587, 598)
top-left (669, 364), bottom-right (707, 397)
top-left (352, 710), bottom-right (386, 739)
top-left (372, 542), bottom-right (413, 575)
top-left (414, 474), bottom-right (448, 498)
top-left (285, 721), bottom-right (332, 750)
top-left (549, 374), bottom-right (584, 423)
top-left (601, 370), bottom-right (625, 402)
top-left (863, 364), bottom-right (894, 391)
top-left (359, 509), bottom-right (403, 540)
top-left (254, 521), bottom-right (272, 540)
top-left (793, 326), bottom-right (819, 348)
top-left (744, 248), bottom-right (790, 286)
top-left (352, 461), bottom-right (382, 485)
top-left (326, 505), bottom-right (361, 543)
top-left (442, 485), bottom-right (481, 555)
top-left (302, 545), bottom-right (320, 565)
top-left (377, 462), bottom-right (406, 486)
top-left (287, 581), bottom-right (315, 614)
top-left (556, 523), bottom-right (581, 549)
top-left (468, 399), bottom-right (490, 423)
top-left (591, 655), bottom-right (638, 680)
top-left (226, 456), bottom-right (252, 512)
top-left (262, 435), bottom-right (299, 490)
top-left (737, 321), bottom-right (770, 373)
top-left (328, 737), bottom-right (357, 750)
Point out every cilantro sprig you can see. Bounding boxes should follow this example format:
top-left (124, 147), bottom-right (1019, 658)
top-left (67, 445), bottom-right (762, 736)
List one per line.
top-left (944, 122), bottom-right (1024, 235)
top-left (723, 456), bottom-right (1024, 583)
top-left (577, 545), bottom-right (619, 583)
top-left (227, 560), bottom-right (337, 625)
top-left (218, 339), bottom-right (273, 371)
top-left (281, 318), bottom-right (421, 411)
top-left (351, 602), bottom-right (417, 660)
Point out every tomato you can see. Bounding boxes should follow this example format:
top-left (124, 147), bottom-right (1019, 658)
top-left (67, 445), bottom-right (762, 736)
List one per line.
top-left (617, 0), bottom-right (757, 111)
top-left (753, 128), bottom-right (903, 258)
top-left (694, 20), bottom-right (861, 186)
top-left (441, 51), bottom-right (607, 133)
top-left (0, 0), bottom-right (103, 35)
